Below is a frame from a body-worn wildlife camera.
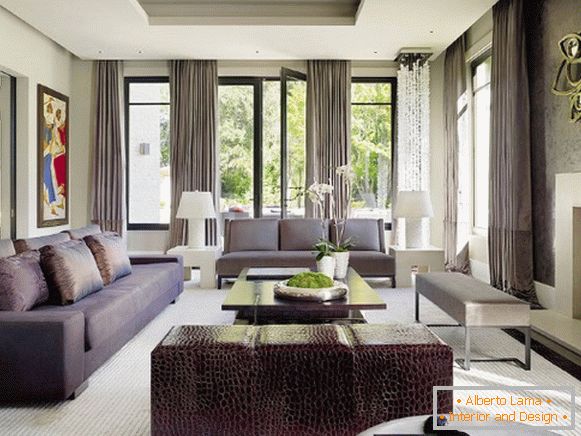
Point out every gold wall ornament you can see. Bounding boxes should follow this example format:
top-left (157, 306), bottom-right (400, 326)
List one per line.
top-left (552, 32), bottom-right (581, 123)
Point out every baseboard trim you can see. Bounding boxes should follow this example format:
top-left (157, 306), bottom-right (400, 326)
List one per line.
top-left (534, 281), bottom-right (555, 309)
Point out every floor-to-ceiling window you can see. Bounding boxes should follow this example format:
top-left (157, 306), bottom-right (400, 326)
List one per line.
top-left (217, 76), bottom-right (307, 219)
top-left (126, 74), bottom-right (395, 229)
top-left (218, 79), bottom-right (257, 217)
top-left (125, 77), bottom-right (171, 230)
top-left (472, 56), bottom-right (491, 231)
top-left (350, 78), bottom-right (395, 226)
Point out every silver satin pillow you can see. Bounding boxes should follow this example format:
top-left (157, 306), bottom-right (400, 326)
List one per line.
top-left (0, 251), bottom-right (49, 311)
top-left (40, 240), bottom-right (104, 305)
top-left (84, 232), bottom-right (132, 286)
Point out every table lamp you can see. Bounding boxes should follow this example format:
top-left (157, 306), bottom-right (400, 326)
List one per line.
top-left (393, 190), bottom-right (434, 248)
top-left (176, 191), bottom-right (216, 248)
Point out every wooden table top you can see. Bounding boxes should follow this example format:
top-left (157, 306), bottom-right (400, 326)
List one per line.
top-left (222, 267), bottom-right (387, 313)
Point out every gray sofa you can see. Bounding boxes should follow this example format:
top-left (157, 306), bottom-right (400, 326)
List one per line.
top-left (0, 227), bottom-right (183, 402)
top-left (216, 218), bottom-right (395, 288)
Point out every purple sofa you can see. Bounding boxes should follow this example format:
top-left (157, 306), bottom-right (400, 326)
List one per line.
top-left (0, 227), bottom-right (183, 402)
top-left (217, 218), bottom-right (396, 288)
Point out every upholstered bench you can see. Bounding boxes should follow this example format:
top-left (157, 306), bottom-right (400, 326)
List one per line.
top-left (415, 272), bottom-right (531, 371)
top-left (151, 324), bottom-right (453, 435)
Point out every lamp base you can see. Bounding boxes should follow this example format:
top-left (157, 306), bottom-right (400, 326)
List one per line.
top-left (187, 219), bottom-right (206, 249)
top-left (404, 218), bottom-right (426, 249)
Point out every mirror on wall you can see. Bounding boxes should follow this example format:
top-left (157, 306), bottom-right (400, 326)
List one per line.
top-left (0, 71), bottom-right (15, 239)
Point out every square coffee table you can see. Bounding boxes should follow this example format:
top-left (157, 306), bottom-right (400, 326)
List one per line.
top-left (221, 267), bottom-right (387, 325)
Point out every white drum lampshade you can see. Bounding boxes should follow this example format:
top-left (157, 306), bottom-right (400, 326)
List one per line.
top-left (393, 191), bottom-right (434, 248)
top-left (176, 191), bottom-right (216, 248)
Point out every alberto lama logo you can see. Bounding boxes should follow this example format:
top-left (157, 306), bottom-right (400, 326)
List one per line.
top-left (466, 394), bottom-right (545, 406)
top-left (433, 386), bottom-right (575, 430)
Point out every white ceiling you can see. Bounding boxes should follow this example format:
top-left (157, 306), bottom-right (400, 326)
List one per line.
top-left (0, 0), bottom-right (497, 60)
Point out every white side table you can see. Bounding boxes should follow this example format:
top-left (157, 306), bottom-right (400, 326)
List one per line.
top-left (166, 246), bottom-right (221, 288)
top-left (388, 245), bottom-right (445, 288)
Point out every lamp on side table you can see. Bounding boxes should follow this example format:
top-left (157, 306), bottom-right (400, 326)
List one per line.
top-left (393, 190), bottom-right (434, 249)
top-left (176, 191), bottom-right (216, 248)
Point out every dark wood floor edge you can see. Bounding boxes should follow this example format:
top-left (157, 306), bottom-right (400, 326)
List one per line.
top-left (504, 328), bottom-right (581, 380)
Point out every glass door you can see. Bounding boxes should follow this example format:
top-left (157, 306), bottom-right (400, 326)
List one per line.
top-left (280, 68), bottom-right (307, 218)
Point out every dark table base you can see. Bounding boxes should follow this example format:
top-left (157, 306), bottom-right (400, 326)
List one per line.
top-left (233, 309), bottom-right (367, 325)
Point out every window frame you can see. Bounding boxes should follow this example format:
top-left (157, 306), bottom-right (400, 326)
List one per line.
top-left (470, 53), bottom-right (492, 235)
top-left (124, 75), bottom-right (397, 231)
top-left (124, 76), bottom-right (171, 231)
top-left (351, 77), bottom-right (397, 231)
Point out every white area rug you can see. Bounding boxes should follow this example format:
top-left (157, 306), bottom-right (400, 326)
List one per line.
top-left (1, 276), bottom-right (579, 435)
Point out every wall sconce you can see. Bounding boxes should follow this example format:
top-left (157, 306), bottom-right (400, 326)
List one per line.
top-left (139, 143), bottom-right (150, 155)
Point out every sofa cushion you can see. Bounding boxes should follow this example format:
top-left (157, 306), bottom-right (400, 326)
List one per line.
top-left (105, 263), bottom-right (181, 316)
top-left (0, 239), bottom-right (15, 258)
top-left (64, 224), bottom-right (101, 240)
top-left (280, 219), bottom-right (327, 251)
top-left (34, 262), bottom-right (182, 351)
top-left (331, 219), bottom-right (384, 251)
top-left (14, 232), bottom-right (70, 253)
top-left (225, 219), bottom-right (279, 252)
top-left (40, 240), bottom-right (104, 305)
top-left (0, 251), bottom-right (49, 311)
top-left (217, 251), bottom-right (316, 276)
top-left (84, 232), bottom-right (132, 285)
top-left (349, 251), bottom-right (395, 276)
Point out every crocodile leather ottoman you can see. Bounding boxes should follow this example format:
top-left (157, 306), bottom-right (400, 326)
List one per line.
top-left (151, 324), bottom-right (453, 436)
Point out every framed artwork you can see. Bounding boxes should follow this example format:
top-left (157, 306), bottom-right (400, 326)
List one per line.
top-left (37, 84), bottom-right (69, 227)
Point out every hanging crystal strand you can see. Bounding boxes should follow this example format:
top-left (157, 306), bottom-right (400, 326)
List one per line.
top-left (396, 54), bottom-right (431, 245)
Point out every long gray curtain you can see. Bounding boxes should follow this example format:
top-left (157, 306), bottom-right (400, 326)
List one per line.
top-left (168, 60), bottom-right (219, 248)
top-left (489, 0), bottom-right (539, 304)
top-left (305, 60), bottom-right (351, 219)
top-left (443, 35), bottom-right (470, 274)
top-left (91, 60), bottom-right (125, 235)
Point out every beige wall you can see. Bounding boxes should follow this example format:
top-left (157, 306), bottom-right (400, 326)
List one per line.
top-left (0, 6), bottom-right (78, 238)
top-left (70, 59), bottom-right (94, 228)
top-left (429, 54), bottom-right (445, 250)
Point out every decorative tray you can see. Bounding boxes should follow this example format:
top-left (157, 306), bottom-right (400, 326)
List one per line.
top-left (273, 280), bottom-right (348, 302)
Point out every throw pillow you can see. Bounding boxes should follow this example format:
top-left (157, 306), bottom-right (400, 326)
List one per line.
top-left (84, 232), bottom-right (132, 286)
top-left (40, 240), bottom-right (104, 305)
top-left (0, 251), bottom-right (49, 311)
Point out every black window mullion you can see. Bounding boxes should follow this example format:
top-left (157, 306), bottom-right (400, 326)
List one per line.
top-left (253, 79), bottom-right (263, 218)
top-left (125, 76), bottom-right (170, 231)
top-left (351, 77), bottom-right (396, 230)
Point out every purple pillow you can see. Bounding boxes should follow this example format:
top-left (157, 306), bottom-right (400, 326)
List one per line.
top-left (84, 232), bottom-right (132, 286)
top-left (40, 240), bottom-right (104, 305)
top-left (0, 251), bottom-right (49, 311)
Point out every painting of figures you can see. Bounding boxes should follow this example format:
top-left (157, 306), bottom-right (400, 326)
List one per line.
top-left (38, 84), bottom-right (69, 227)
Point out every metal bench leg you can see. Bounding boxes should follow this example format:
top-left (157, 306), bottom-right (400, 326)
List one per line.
top-left (455, 327), bottom-right (471, 370)
top-left (524, 327), bottom-right (531, 370)
top-left (454, 326), bottom-right (531, 371)
top-left (415, 290), bottom-right (420, 323)
top-left (464, 327), bottom-right (471, 370)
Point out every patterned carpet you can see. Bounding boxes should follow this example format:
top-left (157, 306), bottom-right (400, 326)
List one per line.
top-left (1, 275), bottom-right (580, 435)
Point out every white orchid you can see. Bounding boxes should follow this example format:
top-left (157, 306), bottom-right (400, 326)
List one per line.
top-left (307, 182), bottom-right (334, 204)
top-left (307, 166), bottom-right (353, 248)
top-left (336, 164), bottom-right (354, 181)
